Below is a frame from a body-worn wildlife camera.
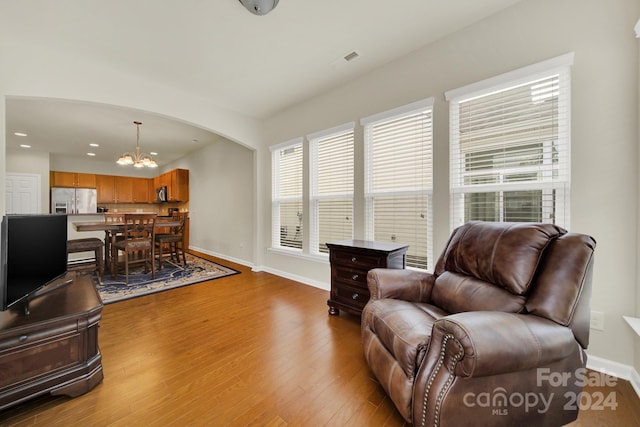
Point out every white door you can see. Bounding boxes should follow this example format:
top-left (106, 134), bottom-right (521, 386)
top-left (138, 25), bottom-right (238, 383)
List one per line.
top-left (5, 173), bottom-right (41, 214)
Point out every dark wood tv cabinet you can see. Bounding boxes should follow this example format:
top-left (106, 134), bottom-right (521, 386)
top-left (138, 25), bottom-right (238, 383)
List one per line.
top-left (0, 274), bottom-right (103, 410)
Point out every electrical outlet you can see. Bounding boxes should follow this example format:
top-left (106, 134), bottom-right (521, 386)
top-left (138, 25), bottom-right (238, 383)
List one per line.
top-left (591, 311), bottom-right (605, 331)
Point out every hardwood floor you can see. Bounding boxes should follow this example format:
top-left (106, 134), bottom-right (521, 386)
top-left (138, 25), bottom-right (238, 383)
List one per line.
top-left (0, 252), bottom-right (638, 426)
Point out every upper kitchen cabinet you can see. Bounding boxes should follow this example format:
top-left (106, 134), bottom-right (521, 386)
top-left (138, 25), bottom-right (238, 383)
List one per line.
top-left (131, 177), bottom-right (154, 203)
top-left (96, 175), bottom-right (154, 203)
top-left (153, 169), bottom-right (189, 202)
top-left (114, 176), bottom-right (134, 203)
top-left (50, 171), bottom-right (96, 188)
top-left (96, 175), bottom-right (116, 203)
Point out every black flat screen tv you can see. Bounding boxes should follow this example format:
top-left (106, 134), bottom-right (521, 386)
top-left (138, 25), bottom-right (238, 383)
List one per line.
top-left (0, 214), bottom-right (68, 311)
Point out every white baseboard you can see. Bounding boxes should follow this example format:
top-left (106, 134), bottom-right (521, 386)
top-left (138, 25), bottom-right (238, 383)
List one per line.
top-left (586, 353), bottom-right (640, 398)
top-left (188, 246), bottom-right (254, 269)
top-left (252, 264), bottom-right (330, 291)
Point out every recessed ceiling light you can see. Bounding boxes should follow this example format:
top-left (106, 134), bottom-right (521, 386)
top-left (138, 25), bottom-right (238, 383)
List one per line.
top-left (87, 153), bottom-right (96, 156)
top-left (14, 132), bottom-right (27, 137)
top-left (191, 139), bottom-right (199, 143)
top-left (90, 143), bottom-right (99, 147)
top-left (19, 144), bottom-right (31, 148)
top-left (150, 151), bottom-right (158, 156)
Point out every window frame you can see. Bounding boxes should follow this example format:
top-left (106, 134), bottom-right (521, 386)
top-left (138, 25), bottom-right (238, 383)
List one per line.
top-left (361, 97), bottom-right (435, 270)
top-left (446, 53), bottom-right (573, 230)
top-left (307, 122), bottom-right (355, 256)
top-left (270, 137), bottom-right (303, 252)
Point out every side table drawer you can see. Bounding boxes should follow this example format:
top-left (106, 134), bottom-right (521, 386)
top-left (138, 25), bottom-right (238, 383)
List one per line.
top-left (330, 251), bottom-right (385, 269)
top-left (333, 266), bottom-right (368, 288)
top-left (333, 283), bottom-right (370, 312)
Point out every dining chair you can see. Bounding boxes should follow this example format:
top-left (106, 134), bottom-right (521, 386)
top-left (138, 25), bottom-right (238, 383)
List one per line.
top-left (112, 213), bottom-right (157, 284)
top-left (104, 212), bottom-right (126, 275)
top-left (155, 213), bottom-right (187, 269)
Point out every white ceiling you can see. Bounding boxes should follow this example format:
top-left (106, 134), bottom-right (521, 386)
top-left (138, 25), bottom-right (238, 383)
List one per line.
top-left (3, 0), bottom-right (524, 167)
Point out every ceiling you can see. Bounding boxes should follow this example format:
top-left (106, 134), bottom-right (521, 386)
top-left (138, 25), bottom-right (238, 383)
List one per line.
top-left (2, 0), bottom-right (524, 167)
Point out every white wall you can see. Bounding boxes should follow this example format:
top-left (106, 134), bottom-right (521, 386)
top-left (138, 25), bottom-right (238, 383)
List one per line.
top-left (259, 0), bottom-right (640, 369)
top-left (181, 140), bottom-right (255, 264)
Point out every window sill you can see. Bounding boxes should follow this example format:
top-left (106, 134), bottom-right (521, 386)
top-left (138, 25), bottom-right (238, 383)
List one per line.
top-left (623, 316), bottom-right (640, 337)
top-left (268, 247), bottom-right (329, 264)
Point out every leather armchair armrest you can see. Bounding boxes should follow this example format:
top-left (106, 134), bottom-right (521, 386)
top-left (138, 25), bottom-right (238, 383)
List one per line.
top-left (429, 311), bottom-right (578, 378)
top-left (367, 268), bottom-right (435, 303)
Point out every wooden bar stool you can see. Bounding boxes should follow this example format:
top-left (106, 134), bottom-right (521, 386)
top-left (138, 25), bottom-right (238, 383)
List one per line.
top-left (67, 238), bottom-right (104, 282)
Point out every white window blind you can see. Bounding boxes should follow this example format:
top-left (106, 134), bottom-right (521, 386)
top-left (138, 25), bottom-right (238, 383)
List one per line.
top-left (308, 123), bottom-right (354, 254)
top-left (362, 98), bottom-right (434, 270)
top-left (271, 139), bottom-right (303, 250)
top-left (447, 54), bottom-right (572, 230)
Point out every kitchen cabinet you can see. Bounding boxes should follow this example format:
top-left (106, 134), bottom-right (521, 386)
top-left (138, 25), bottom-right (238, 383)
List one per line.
top-left (153, 169), bottom-right (189, 202)
top-left (131, 177), bottom-right (154, 203)
top-left (96, 175), bottom-right (116, 203)
top-left (50, 171), bottom-right (96, 188)
top-left (60, 170), bottom-right (185, 204)
top-left (114, 177), bottom-right (134, 203)
top-left (96, 175), bottom-right (154, 203)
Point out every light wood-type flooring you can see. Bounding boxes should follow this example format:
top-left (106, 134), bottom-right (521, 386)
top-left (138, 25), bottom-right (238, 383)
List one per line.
top-left (0, 251), bottom-right (638, 426)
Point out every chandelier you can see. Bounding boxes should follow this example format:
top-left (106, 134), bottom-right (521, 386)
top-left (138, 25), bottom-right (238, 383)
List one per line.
top-left (116, 121), bottom-right (158, 168)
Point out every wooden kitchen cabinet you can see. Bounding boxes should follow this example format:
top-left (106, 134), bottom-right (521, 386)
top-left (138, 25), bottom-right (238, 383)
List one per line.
top-left (96, 175), bottom-right (116, 203)
top-left (96, 175), bottom-right (153, 203)
top-left (153, 169), bottom-right (189, 202)
top-left (65, 170), bottom-right (185, 204)
top-left (326, 240), bottom-right (409, 316)
top-left (131, 177), bottom-right (153, 203)
top-left (114, 176), bottom-right (134, 203)
top-left (50, 171), bottom-right (96, 188)
top-left (170, 169), bottom-right (189, 202)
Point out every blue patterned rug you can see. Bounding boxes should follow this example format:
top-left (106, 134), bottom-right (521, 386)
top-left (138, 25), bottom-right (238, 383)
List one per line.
top-left (96, 253), bottom-right (239, 304)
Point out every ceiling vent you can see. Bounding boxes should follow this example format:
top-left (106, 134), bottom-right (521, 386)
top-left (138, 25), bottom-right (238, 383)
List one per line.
top-left (330, 50), bottom-right (362, 69)
top-left (343, 51), bottom-right (360, 62)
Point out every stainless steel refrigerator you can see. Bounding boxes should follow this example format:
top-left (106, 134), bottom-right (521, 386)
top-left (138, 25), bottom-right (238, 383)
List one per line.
top-left (51, 187), bottom-right (98, 214)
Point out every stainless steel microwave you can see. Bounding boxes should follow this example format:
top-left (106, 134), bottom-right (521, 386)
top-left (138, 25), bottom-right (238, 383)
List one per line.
top-left (156, 186), bottom-right (168, 202)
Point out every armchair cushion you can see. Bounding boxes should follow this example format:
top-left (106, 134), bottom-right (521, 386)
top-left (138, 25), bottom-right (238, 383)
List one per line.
top-left (432, 271), bottom-right (526, 313)
top-left (435, 221), bottom-right (565, 295)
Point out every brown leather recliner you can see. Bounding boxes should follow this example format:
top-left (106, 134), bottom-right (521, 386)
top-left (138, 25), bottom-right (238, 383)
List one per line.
top-left (361, 221), bottom-right (596, 427)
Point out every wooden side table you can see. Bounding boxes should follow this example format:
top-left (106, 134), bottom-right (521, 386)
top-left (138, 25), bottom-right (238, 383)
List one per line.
top-left (327, 240), bottom-right (409, 316)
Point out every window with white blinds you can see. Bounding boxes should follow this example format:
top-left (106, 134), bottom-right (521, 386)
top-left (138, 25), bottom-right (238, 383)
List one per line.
top-left (446, 54), bottom-right (572, 230)
top-left (361, 98), bottom-right (434, 270)
top-left (308, 123), bottom-right (354, 254)
top-left (271, 138), bottom-right (303, 250)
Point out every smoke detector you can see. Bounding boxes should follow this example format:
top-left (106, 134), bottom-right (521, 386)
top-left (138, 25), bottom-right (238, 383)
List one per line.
top-left (238, 0), bottom-right (279, 16)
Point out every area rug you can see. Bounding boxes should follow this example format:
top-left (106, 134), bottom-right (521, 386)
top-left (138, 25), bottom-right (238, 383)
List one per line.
top-left (96, 253), bottom-right (239, 304)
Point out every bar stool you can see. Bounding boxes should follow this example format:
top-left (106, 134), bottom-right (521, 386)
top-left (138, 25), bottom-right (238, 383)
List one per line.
top-left (67, 238), bottom-right (104, 282)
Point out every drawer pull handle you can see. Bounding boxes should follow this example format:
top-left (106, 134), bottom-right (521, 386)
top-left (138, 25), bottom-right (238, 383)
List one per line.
top-left (18, 335), bottom-right (28, 342)
top-left (351, 257), bottom-right (357, 262)
top-left (352, 293), bottom-right (359, 300)
top-left (352, 274), bottom-right (359, 280)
